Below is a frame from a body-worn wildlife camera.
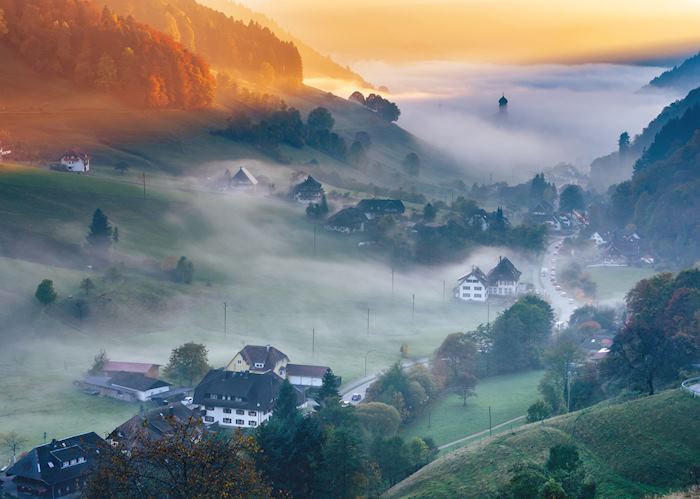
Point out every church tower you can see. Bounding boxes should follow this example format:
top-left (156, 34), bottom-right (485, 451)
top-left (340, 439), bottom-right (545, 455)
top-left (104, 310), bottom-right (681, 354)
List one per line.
top-left (498, 93), bottom-right (508, 112)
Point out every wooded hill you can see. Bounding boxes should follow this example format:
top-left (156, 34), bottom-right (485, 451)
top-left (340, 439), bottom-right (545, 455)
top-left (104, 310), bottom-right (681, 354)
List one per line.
top-left (386, 390), bottom-right (700, 498)
top-left (649, 50), bottom-right (700, 93)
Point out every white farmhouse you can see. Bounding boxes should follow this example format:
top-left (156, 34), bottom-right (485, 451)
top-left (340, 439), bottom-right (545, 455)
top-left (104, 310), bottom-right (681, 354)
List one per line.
top-left (486, 256), bottom-right (522, 297)
top-left (454, 266), bottom-right (488, 302)
top-left (60, 149), bottom-right (90, 172)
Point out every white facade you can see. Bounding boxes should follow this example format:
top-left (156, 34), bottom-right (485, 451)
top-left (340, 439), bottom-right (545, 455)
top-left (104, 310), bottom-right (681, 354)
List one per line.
top-left (202, 405), bottom-right (270, 428)
top-left (61, 155), bottom-right (89, 172)
top-left (487, 280), bottom-right (518, 297)
top-left (288, 374), bottom-right (324, 387)
top-left (110, 383), bottom-right (170, 402)
top-left (455, 275), bottom-right (487, 302)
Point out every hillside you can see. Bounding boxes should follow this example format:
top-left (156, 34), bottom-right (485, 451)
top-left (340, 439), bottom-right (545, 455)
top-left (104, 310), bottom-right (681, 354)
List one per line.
top-left (386, 390), bottom-right (700, 498)
top-left (649, 51), bottom-right (700, 93)
top-left (197, 0), bottom-right (373, 88)
top-left (0, 0), bottom-right (215, 109)
top-left (99, 0), bottom-right (302, 86)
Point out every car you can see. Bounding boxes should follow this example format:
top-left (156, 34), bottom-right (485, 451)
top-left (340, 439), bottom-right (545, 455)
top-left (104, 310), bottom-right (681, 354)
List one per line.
top-left (569, 298), bottom-right (575, 304)
top-left (555, 285), bottom-right (561, 290)
top-left (351, 393), bottom-right (362, 402)
top-left (561, 291), bottom-right (567, 296)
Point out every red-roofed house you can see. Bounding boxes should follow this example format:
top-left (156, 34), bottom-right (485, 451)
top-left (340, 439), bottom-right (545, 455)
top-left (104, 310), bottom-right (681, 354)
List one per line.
top-left (102, 361), bottom-right (160, 379)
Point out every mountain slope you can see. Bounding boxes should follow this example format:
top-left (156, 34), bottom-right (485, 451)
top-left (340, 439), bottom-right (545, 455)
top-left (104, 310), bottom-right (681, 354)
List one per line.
top-left (649, 51), bottom-right (700, 93)
top-left (386, 390), bottom-right (700, 499)
top-left (197, 0), bottom-right (373, 88)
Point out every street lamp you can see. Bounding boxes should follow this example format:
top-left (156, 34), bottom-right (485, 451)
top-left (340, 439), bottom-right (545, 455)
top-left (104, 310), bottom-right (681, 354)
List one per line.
top-left (364, 349), bottom-right (376, 377)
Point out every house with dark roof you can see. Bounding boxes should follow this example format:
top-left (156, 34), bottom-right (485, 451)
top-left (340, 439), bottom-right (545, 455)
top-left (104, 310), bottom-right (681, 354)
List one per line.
top-left (102, 361), bottom-right (160, 378)
top-left (225, 345), bottom-right (289, 377)
top-left (355, 199), bottom-right (405, 219)
top-left (4, 432), bottom-right (104, 498)
top-left (287, 364), bottom-right (331, 388)
top-left (293, 175), bottom-right (324, 204)
top-left (107, 404), bottom-right (204, 448)
top-left (194, 370), bottom-right (302, 428)
top-left (59, 149), bottom-right (90, 173)
top-left (486, 256), bottom-right (522, 297)
top-left (325, 207), bottom-right (368, 233)
top-left (455, 266), bottom-right (488, 302)
top-left (230, 167), bottom-right (258, 189)
top-left (76, 372), bottom-right (171, 402)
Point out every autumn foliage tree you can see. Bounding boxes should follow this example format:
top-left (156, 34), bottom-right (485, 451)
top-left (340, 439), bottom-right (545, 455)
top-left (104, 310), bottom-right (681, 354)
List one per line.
top-left (0, 0), bottom-right (215, 109)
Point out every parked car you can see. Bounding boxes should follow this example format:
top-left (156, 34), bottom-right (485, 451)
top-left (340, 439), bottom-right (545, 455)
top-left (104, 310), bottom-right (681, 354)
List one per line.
top-left (351, 393), bottom-right (362, 402)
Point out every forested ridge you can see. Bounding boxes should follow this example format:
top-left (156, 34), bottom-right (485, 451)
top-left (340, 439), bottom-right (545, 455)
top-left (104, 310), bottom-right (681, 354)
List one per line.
top-left (0, 0), bottom-right (215, 109)
top-left (100, 0), bottom-right (303, 86)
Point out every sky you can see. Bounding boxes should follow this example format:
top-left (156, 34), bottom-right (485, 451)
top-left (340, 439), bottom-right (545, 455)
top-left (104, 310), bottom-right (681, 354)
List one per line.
top-left (241, 0), bottom-right (700, 65)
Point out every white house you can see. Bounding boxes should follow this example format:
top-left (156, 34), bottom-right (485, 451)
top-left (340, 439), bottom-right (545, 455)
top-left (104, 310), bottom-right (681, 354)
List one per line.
top-left (454, 267), bottom-right (488, 302)
top-left (225, 344), bottom-right (289, 377)
top-left (194, 370), bottom-right (304, 429)
top-left (287, 364), bottom-right (330, 388)
top-left (486, 256), bottom-right (522, 297)
top-left (0, 146), bottom-right (11, 161)
top-left (60, 150), bottom-right (90, 172)
top-left (108, 372), bottom-right (171, 402)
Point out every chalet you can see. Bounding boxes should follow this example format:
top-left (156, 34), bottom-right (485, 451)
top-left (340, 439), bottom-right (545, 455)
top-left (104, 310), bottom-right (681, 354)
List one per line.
top-left (59, 149), bottom-right (90, 173)
top-left (77, 372), bottom-right (171, 402)
top-left (230, 167), bottom-right (258, 189)
top-left (107, 404), bottom-right (205, 448)
top-left (194, 369), bottom-right (303, 428)
top-left (293, 175), bottom-right (324, 204)
top-left (454, 266), bottom-right (488, 302)
top-left (486, 256), bottom-right (522, 297)
top-left (356, 199), bottom-right (405, 219)
top-left (4, 432), bottom-right (104, 498)
top-left (102, 361), bottom-right (160, 378)
top-left (287, 364), bottom-right (331, 388)
top-left (225, 345), bottom-right (289, 377)
top-left (325, 207), bottom-right (368, 233)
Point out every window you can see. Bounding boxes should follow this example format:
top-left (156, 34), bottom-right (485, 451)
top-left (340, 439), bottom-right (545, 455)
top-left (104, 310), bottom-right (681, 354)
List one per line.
top-left (254, 362), bottom-right (264, 369)
top-left (235, 419), bottom-right (244, 425)
top-left (236, 409), bottom-right (244, 415)
top-left (474, 294), bottom-right (482, 298)
top-left (211, 394), bottom-right (218, 400)
top-left (223, 408), bottom-right (232, 414)
top-left (205, 406), bottom-right (214, 411)
top-left (249, 421), bottom-right (257, 427)
top-left (205, 416), bottom-right (214, 423)
top-left (248, 411), bottom-right (256, 416)
top-left (223, 418), bottom-right (232, 424)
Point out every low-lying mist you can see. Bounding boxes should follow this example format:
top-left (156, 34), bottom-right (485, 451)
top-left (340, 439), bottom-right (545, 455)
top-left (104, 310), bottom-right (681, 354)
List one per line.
top-left (353, 61), bottom-right (681, 182)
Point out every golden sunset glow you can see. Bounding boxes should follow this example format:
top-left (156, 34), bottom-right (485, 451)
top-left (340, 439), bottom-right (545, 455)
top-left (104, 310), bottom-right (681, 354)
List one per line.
top-left (243, 0), bottom-right (700, 63)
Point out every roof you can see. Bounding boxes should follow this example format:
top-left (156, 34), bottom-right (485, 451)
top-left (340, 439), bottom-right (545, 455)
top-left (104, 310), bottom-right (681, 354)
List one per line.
top-left (231, 167), bottom-right (258, 185)
top-left (326, 207), bottom-right (367, 228)
top-left (6, 432), bottom-right (104, 486)
top-left (239, 345), bottom-right (289, 372)
top-left (287, 364), bottom-right (330, 378)
top-left (108, 404), bottom-right (201, 445)
top-left (458, 266), bottom-right (487, 284)
top-left (356, 199), bottom-right (405, 214)
top-left (487, 256), bottom-right (522, 285)
top-left (103, 361), bottom-right (159, 374)
top-left (193, 370), bottom-right (292, 411)
top-left (294, 175), bottom-right (323, 191)
top-left (60, 148), bottom-right (89, 160)
top-left (499, 94), bottom-right (508, 106)
top-left (108, 372), bottom-right (170, 392)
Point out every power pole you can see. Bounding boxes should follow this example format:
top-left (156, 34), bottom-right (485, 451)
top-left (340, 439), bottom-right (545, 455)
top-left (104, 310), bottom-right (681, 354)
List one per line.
top-left (366, 308), bottom-right (370, 336)
top-left (223, 302), bottom-right (227, 336)
top-left (566, 362), bottom-right (572, 413)
top-left (488, 405), bottom-right (493, 436)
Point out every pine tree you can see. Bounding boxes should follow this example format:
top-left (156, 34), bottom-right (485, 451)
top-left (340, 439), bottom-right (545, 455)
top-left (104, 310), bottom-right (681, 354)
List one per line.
top-left (35, 279), bottom-right (57, 305)
top-left (87, 209), bottom-right (113, 250)
top-left (316, 369), bottom-right (341, 404)
top-left (80, 277), bottom-right (95, 296)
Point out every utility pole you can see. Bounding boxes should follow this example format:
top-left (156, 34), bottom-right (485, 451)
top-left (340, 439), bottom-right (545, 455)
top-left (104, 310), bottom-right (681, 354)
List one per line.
top-left (142, 172), bottom-right (146, 199)
top-left (366, 307), bottom-right (370, 336)
top-left (223, 302), bottom-right (227, 336)
top-left (488, 405), bottom-right (493, 436)
top-left (566, 362), bottom-right (572, 413)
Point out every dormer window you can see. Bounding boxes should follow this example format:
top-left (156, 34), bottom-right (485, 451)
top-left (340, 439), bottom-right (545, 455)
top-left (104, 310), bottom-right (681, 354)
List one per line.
top-left (254, 363), bottom-right (264, 369)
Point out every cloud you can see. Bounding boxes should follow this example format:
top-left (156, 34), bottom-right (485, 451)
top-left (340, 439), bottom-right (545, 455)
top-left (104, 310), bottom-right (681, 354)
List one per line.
top-left (353, 61), bottom-right (682, 181)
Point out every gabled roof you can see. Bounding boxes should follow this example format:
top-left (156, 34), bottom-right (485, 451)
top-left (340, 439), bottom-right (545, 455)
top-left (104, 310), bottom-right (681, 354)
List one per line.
top-left (193, 370), bottom-right (291, 411)
top-left (499, 94), bottom-right (508, 106)
top-left (487, 256), bottom-right (521, 284)
top-left (6, 432), bottom-right (104, 486)
top-left (231, 167), bottom-right (258, 185)
top-left (287, 364), bottom-right (330, 378)
top-left (356, 199), bottom-right (405, 214)
top-left (294, 175), bottom-right (323, 191)
top-left (239, 345), bottom-right (289, 372)
top-left (326, 207), bottom-right (367, 228)
top-left (458, 266), bottom-right (487, 283)
top-left (108, 372), bottom-right (170, 392)
top-left (108, 404), bottom-right (200, 445)
top-left (103, 361), bottom-right (159, 374)
top-left (60, 149), bottom-right (89, 161)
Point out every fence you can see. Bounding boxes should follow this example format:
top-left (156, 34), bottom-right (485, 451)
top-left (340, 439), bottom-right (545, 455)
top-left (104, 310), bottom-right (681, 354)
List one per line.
top-left (680, 377), bottom-right (700, 398)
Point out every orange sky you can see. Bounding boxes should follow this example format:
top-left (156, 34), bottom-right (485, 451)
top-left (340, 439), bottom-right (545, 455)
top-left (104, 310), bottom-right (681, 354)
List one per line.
top-left (241, 0), bottom-right (700, 64)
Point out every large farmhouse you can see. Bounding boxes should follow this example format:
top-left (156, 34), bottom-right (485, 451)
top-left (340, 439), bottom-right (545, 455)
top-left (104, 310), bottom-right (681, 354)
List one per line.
top-left (293, 175), bottom-right (324, 204)
top-left (4, 432), bottom-right (104, 498)
top-left (225, 344), bottom-right (289, 377)
top-left (356, 199), bottom-right (405, 219)
top-left (59, 149), bottom-right (90, 173)
top-left (455, 256), bottom-right (523, 302)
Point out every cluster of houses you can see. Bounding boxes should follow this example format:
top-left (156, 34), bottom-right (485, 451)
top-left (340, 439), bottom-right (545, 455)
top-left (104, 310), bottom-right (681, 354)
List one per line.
top-left (454, 256), bottom-right (529, 302)
top-left (589, 230), bottom-right (654, 266)
top-left (325, 198), bottom-right (406, 233)
top-left (2, 345), bottom-right (330, 497)
top-left (528, 201), bottom-right (588, 234)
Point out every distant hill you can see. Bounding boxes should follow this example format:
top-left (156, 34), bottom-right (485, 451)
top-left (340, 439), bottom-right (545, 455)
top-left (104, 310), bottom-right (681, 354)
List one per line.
top-left (0, 0), bottom-right (214, 109)
top-left (100, 0), bottom-right (302, 86)
top-left (197, 0), bottom-right (373, 88)
top-left (387, 390), bottom-right (700, 499)
top-left (649, 51), bottom-right (700, 93)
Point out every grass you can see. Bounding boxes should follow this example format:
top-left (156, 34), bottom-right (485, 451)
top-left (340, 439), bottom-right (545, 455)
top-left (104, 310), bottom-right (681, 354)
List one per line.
top-left (400, 370), bottom-right (543, 448)
top-left (586, 266), bottom-right (655, 302)
top-left (386, 390), bottom-right (700, 499)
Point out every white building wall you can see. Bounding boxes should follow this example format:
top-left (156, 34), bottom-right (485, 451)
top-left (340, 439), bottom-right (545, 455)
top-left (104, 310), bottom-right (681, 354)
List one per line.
top-left (202, 405), bottom-right (270, 428)
top-left (61, 158), bottom-right (89, 172)
top-left (288, 375), bottom-right (323, 387)
top-left (455, 278), bottom-right (487, 302)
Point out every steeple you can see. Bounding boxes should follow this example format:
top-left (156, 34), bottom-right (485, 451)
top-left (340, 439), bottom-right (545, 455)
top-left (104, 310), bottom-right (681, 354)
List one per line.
top-left (498, 93), bottom-right (508, 108)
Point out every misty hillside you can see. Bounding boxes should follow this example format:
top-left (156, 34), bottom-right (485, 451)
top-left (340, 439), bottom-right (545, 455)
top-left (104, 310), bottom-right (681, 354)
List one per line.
top-left (386, 390), bottom-right (700, 499)
top-left (197, 0), bottom-right (373, 88)
top-left (649, 51), bottom-right (700, 93)
top-left (98, 0), bottom-right (303, 86)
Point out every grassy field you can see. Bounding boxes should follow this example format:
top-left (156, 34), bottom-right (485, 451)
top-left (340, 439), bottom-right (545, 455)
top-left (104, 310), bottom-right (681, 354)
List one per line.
top-left (387, 390), bottom-right (700, 499)
top-left (0, 163), bottom-right (532, 463)
top-left (587, 266), bottom-right (655, 303)
top-left (401, 370), bottom-right (543, 448)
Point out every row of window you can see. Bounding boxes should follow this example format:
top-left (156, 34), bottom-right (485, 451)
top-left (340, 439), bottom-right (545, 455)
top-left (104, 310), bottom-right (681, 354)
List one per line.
top-left (205, 416), bottom-right (257, 426)
top-left (205, 393), bottom-right (244, 402)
